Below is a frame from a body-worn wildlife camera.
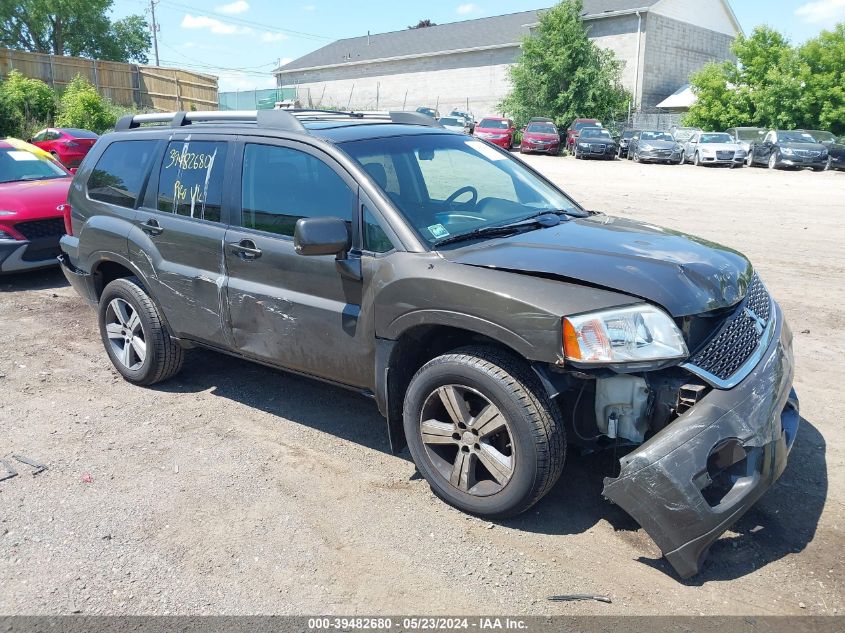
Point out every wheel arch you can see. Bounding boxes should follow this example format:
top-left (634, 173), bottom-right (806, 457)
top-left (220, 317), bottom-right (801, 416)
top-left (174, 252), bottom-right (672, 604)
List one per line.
top-left (376, 322), bottom-right (548, 454)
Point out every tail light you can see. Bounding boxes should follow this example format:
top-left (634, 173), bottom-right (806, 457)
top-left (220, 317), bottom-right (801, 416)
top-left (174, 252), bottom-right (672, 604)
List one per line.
top-left (58, 204), bottom-right (73, 236)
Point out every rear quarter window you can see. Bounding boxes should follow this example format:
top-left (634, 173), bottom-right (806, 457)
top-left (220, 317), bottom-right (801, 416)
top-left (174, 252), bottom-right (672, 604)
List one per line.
top-left (157, 140), bottom-right (228, 222)
top-left (88, 140), bottom-right (159, 208)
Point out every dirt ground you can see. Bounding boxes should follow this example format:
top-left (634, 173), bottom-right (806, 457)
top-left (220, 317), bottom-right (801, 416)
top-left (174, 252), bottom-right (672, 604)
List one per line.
top-left (1, 157), bottom-right (843, 616)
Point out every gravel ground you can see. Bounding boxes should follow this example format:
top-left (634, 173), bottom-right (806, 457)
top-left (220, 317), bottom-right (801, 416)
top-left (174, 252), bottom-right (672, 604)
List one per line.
top-left (0, 156), bottom-right (843, 616)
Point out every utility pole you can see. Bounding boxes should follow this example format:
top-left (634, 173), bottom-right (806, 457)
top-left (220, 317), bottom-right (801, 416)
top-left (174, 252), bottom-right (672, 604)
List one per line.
top-left (150, 0), bottom-right (161, 66)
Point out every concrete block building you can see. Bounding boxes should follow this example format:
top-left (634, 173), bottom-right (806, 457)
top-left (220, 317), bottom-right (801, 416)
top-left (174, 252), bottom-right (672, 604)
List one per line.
top-left (274, 0), bottom-right (741, 119)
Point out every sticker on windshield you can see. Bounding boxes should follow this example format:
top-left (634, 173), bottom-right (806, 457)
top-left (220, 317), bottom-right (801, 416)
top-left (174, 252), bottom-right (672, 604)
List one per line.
top-left (428, 224), bottom-right (450, 239)
top-left (7, 151), bottom-right (39, 162)
top-left (465, 140), bottom-right (507, 161)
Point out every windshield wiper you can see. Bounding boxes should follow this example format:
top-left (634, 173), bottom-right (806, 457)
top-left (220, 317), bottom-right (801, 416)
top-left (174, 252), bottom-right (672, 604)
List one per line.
top-left (433, 212), bottom-right (565, 248)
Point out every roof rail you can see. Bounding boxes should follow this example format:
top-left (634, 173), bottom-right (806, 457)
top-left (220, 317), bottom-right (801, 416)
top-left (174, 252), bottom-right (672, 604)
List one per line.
top-left (114, 110), bottom-right (306, 133)
top-left (112, 108), bottom-right (443, 133)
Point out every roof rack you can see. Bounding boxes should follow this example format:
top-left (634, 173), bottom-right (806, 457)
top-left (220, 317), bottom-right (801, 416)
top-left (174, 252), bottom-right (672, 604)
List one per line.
top-left (114, 109), bottom-right (443, 132)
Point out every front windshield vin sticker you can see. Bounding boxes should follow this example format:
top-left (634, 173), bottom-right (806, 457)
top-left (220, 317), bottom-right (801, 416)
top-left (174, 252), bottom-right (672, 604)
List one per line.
top-left (428, 224), bottom-right (450, 239)
top-left (7, 151), bottom-right (39, 162)
top-left (465, 140), bottom-right (507, 161)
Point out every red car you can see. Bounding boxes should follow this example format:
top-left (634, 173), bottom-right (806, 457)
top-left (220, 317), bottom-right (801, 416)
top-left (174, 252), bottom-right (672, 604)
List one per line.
top-left (29, 127), bottom-right (98, 170)
top-left (474, 117), bottom-right (517, 149)
top-left (565, 118), bottom-right (602, 152)
top-left (520, 121), bottom-right (561, 155)
top-left (0, 140), bottom-right (72, 273)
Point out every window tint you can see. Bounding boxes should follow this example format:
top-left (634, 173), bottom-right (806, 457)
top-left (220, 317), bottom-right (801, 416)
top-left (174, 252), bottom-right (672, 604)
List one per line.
top-left (31, 130), bottom-right (47, 142)
top-left (363, 207), bottom-right (394, 253)
top-left (157, 141), bottom-right (228, 222)
top-left (88, 140), bottom-right (158, 208)
top-left (241, 144), bottom-right (353, 237)
top-left (415, 144), bottom-right (517, 202)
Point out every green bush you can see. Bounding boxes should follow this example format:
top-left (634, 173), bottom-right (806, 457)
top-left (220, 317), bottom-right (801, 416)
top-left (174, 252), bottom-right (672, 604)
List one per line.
top-left (0, 70), bottom-right (56, 138)
top-left (55, 75), bottom-right (117, 134)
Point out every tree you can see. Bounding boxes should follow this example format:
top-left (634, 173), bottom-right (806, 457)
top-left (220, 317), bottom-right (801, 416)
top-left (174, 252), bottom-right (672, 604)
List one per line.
top-left (0, 0), bottom-right (151, 63)
top-left (684, 25), bottom-right (845, 135)
top-left (0, 70), bottom-right (56, 136)
top-left (55, 75), bottom-right (116, 134)
top-left (500, 0), bottom-right (631, 129)
top-left (408, 19), bottom-right (436, 29)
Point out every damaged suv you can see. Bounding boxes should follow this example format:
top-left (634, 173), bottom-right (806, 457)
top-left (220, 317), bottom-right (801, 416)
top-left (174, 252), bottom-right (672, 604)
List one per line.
top-left (59, 110), bottom-right (799, 579)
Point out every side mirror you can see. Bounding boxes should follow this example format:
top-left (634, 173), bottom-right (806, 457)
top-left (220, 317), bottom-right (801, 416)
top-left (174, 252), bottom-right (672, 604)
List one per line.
top-left (294, 217), bottom-right (349, 257)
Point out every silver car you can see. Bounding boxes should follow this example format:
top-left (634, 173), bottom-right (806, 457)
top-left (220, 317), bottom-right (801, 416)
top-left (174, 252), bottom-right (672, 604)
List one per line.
top-left (628, 130), bottom-right (683, 164)
top-left (439, 116), bottom-right (470, 134)
top-left (682, 132), bottom-right (747, 167)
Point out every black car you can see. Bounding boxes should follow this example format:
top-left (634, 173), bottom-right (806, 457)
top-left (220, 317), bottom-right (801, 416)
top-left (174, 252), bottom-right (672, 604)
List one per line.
top-left (828, 136), bottom-right (845, 171)
top-left (59, 109), bottom-right (799, 580)
top-left (628, 130), bottom-right (683, 164)
top-left (573, 127), bottom-right (617, 160)
top-left (617, 129), bottom-right (638, 158)
top-left (415, 106), bottom-right (440, 119)
top-left (749, 130), bottom-right (829, 171)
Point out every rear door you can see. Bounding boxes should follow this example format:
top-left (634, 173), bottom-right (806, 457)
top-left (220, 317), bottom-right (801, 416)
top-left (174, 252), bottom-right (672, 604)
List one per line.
top-left (128, 134), bottom-right (234, 345)
top-left (223, 137), bottom-right (371, 388)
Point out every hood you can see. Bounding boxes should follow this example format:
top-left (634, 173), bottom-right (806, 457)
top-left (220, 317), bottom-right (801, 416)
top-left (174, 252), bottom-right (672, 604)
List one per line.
top-left (0, 177), bottom-right (72, 219)
top-left (698, 143), bottom-right (743, 152)
top-left (639, 140), bottom-right (677, 149)
top-left (780, 142), bottom-right (827, 152)
top-left (476, 128), bottom-right (510, 135)
top-left (524, 132), bottom-right (559, 141)
top-left (443, 215), bottom-right (753, 317)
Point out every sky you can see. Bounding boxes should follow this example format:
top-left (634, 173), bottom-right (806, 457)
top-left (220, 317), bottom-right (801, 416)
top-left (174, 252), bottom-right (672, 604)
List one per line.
top-left (109, 0), bottom-right (845, 91)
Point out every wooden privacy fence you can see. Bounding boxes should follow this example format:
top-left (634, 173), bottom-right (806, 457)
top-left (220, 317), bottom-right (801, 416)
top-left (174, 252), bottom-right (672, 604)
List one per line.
top-left (0, 48), bottom-right (219, 111)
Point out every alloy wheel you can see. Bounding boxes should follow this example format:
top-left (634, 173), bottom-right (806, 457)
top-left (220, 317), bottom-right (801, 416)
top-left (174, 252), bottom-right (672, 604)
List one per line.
top-left (769, 153), bottom-right (778, 169)
top-left (104, 298), bottom-right (146, 370)
top-left (419, 385), bottom-right (515, 497)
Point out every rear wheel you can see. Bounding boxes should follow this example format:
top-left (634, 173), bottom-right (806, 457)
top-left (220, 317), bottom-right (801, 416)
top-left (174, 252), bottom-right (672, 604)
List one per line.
top-left (403, 347), bottom-right (566, 519)
top-left (98, 277), bottom-right (183, 385)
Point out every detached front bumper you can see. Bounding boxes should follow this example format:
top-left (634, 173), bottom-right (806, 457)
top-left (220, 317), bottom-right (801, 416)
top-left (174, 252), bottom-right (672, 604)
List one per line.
top-left (603, 303), bottom-right (798, 579)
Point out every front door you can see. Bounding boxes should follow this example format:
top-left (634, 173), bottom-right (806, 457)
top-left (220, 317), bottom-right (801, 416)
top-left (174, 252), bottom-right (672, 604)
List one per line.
top-left (129, 136), bottom-right (233, 344)
top-left (224, 139), bottom-right (370, 388)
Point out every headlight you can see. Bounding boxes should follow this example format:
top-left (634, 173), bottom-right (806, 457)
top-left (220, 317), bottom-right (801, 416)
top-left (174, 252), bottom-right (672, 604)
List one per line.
top-left (563, 305), bottom-right (688, 364)
top-left (640, 144), bottom-right (654, 151)
top-left (579, 142), bottom-right (590, 148)
top-left (781, 147), bottom-right (794, 156)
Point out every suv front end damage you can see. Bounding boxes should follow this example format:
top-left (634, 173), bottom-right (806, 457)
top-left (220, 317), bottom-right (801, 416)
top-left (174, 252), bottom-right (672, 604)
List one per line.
top-left (603, 302), bottom-right (798, 578)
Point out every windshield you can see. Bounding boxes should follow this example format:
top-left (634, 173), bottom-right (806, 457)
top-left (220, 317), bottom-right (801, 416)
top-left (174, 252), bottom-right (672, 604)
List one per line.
top-left (439, 118), bottom-right (463, 126)
top-left (526, 123), bottom-right (557, 134)
top-left (804, 130), bottom-right (835, 143)
top-left (0, 147), bottom-right (68, 184)
top-left (574, 121), bottom-right (599, 131)
top-left (621, 130), bottom-right (636, 139)
top-left (478, 119), bottom-right (509, 130)
top-left (672, 129), bottom-right (698, 141)
top-left (780, 131), bottom-right (818, 143)
top-left (61, 128), bottom-right (98, 139)
top-left (700, 133), bottom-right (733, 144)
top-left (580, 128), bottom-right (612, 139)
top-left (736, 129), bottom-right (766, 141)
top-left (641, 131), bottom-right (674, 142)
top-left (341, 134), bottom-right (580, 247)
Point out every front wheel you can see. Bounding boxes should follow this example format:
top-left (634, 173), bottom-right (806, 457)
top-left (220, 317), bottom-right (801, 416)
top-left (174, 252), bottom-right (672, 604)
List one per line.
top-left (403, 347), bottom-right (566, 519)
top-left (98, 277), bottom-right (184, 385)
top-left (768, 152), bottom-right (780, 170)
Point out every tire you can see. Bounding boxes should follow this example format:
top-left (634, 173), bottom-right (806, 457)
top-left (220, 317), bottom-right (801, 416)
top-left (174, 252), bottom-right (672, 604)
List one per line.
top-left (98, 276), bottom-right (184, 386)
top-left (694, 152), bottom-right (702, 167)
top-left (768, 152), bottom-right (780, 170)
top-left (403, 347), bottom-right (566, 519)
top-left (633, 150), bottom-right (641, 163)
top-left (679, 151), bottom-right (686, 165)
top-left (746, 152), bottom-right (754, 167)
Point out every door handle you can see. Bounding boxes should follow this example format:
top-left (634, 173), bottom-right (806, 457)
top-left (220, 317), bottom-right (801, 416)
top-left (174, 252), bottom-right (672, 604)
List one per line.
top-left (140, 218), bottom-right (164, 236)
top-left (229, 239), bottom-right (262, 260)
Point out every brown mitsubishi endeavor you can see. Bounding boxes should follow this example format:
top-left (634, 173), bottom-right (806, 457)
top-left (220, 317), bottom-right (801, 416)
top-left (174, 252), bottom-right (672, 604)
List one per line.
top-left (59, 109), bottom-right (799, 578)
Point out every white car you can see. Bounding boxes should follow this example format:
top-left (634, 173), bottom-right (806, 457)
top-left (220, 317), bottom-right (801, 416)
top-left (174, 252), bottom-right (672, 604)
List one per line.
top-left (439, 116), bottom-right (470, 134)
top-left (682, 132), bottom-right (747, 168)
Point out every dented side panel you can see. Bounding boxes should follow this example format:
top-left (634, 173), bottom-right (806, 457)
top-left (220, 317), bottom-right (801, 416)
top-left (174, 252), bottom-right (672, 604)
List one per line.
top-left (602, 304), bottom-right (798, 578)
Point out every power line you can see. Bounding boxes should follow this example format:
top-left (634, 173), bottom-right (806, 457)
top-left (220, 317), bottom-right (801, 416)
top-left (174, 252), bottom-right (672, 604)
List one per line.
top-left (159, 41), bottom-right (275, 72)
top-left (160, 0), bottom-right (333, 42)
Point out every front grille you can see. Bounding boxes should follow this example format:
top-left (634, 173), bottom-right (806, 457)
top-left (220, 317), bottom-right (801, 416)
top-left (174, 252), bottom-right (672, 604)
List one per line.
top-left (590, 144), bottom-right (606, 153)
top-left (795, 149), bottom-right (820, 158)
top-left (687, 275), bottom-right (772, 383)
top-left (717, 151), bottom-right (735, 160)
top-left (13, 218), bottom-right (65, 240)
